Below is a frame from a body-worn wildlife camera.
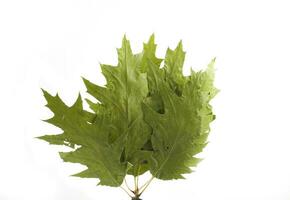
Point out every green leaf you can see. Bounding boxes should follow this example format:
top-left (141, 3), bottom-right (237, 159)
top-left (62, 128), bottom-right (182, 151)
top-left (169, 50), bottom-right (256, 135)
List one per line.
top-left (39, 90), bottom-right (127, 186)
top-left (38, 34), bottom-right (218, 190)
top-left (142, 47), bottom-right (217, 180)
top-left (82, 36), bottom-right (153, 176)
top-left (164, 41), bottom-right (186, 86)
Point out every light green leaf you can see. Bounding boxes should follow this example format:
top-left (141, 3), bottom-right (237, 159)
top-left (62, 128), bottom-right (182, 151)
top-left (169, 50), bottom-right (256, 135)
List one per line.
top-left (142, 46), bottom-right (217, 180)
top-left (39, 90), bottom-right (127, 186)
top-left (38, 35), bottom-right (218, 190)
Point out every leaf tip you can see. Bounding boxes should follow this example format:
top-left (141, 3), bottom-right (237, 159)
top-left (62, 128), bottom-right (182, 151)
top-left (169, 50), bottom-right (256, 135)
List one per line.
top-left (35, 135), bottom-right (44, 141)
top-left (81, 76), bottom-right (90, 87)
top-left (121, 34), bottom-right (130, 46)
top-left (148, 33), bottom-right (155, 43)
top-left (41, 88), bottom-right (52, 100)
top-left (177, 40), bottom-right (183, 47)
top-left (58, 152), bottom-right (67, 160)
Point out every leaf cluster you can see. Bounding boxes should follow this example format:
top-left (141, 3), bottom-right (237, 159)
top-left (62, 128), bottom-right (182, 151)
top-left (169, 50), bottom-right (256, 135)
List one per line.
top-left (38, 35), bottom-right (218, 190)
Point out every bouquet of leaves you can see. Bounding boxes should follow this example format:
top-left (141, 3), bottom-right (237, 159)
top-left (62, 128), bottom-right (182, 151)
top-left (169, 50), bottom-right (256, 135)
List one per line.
top-left (38, 35), bottom-right (218, 200)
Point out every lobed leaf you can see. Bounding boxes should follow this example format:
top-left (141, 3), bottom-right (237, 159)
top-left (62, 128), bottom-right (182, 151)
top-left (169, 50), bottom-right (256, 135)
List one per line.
top-left (38, 34), bottom-right (217, 187)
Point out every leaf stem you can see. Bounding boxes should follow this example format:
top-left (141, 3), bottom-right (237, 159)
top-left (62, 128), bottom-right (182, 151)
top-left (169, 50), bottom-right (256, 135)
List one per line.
top-left (120, 185), bottom-right (134, 198)
top-left (125, 177), bottom-right (134, 192)
top-left (136, 165), bottom-right (141, 190)
top-left (136, 175), bottom-right (139, 190)
top-left (139, 176), bottom-right (154, 195)
top-left (134, 176), bottom-right (138, 192)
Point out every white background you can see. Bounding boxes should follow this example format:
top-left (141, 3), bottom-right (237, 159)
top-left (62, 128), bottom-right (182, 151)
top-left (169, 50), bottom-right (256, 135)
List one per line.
top-left (0, 0), bottom-right (290, 200)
